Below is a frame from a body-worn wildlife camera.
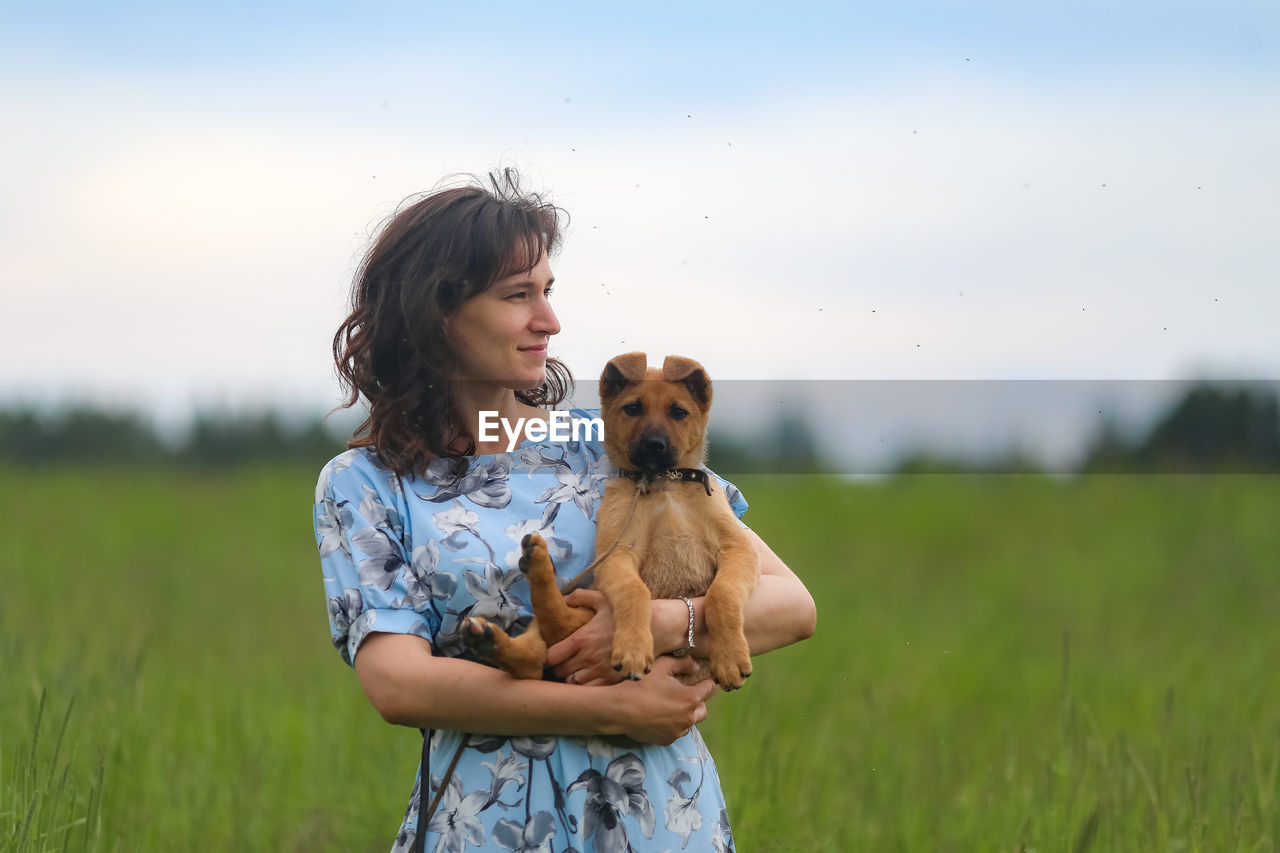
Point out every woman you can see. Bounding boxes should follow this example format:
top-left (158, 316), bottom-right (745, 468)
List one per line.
top-left (314, 171), bottom-right (816, 853)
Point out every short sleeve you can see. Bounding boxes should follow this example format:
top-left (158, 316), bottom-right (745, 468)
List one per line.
top-left (313, 452), bottom-right (440, 667)
top-left (709, 469), bottom-right (749, 525)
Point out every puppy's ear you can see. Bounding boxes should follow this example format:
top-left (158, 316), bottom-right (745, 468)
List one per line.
top-left (662, 355), bottom-right (712, 409)
top-left (600, 352), bottom-right (648, 403)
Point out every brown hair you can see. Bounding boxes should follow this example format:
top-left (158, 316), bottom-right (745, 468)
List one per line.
top-left (332, 170), bottom-right (572, 477)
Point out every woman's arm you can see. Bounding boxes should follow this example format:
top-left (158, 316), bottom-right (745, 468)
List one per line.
top-left (547, 528), bottom-right (817, 684)
top-left (353, 630), bottom-right (716, 744)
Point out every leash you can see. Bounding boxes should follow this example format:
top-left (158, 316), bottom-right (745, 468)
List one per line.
top-left (414, 468), bottom-right (712, 849)
top-left (414, 732), bottom-right (469, 852)
top-left (557, 479), bottom-right (642, 595)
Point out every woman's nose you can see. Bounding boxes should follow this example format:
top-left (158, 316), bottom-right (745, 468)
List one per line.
top-left (534, 297), bottom-right (561, 336)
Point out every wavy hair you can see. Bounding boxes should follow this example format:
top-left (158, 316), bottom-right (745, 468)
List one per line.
top-left (332, 170), bottom-right (572, 477)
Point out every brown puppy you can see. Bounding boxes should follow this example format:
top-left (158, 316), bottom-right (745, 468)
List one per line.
top-left (461, 353), bottom-right (760, 690)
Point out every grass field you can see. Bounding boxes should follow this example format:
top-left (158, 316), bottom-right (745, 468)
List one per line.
top-left (2, 467), bottom-right (1278, 851)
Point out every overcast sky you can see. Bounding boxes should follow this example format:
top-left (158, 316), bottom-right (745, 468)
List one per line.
top-left (2, 1), bottom-right (1277, 441)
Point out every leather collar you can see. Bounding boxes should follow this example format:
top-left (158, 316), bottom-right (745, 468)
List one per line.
top-left (616, 467), bottom-right (714, 496)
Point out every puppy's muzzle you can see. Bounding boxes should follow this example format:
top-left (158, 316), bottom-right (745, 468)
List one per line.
top-left (629, 430), bottom-right (676, 472)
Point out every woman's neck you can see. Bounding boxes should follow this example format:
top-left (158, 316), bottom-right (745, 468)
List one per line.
top-left (451, 384), bottom-right (546, 455)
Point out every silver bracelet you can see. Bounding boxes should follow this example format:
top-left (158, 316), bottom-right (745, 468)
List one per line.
top-left (671, 595), bottom-right (695, 657)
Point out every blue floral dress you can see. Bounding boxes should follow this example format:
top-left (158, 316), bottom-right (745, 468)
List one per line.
top-left (313, 409), bottom-right (747, 853)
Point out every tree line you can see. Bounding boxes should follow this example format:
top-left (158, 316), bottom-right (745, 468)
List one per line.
top-left (0, 408), bottom-right (348, 468)
top-left (1, 382), bottom-right (1277, 473)
top-left (1079, 383), bottom-right (1280, 473)
top-left (892, 382), bottom-right (1280, 475)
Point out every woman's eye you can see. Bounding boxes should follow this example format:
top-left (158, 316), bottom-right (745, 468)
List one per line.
top-left (505, 287), bottom-right (551, 301)
top-left (670, 406), bottom-right (688, 420)
top-left (622, 402), bottom-right (642, 416)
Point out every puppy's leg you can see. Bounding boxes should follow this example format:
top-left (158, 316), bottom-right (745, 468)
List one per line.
top-left (460, 616), bottom-right (548, 681)
top-left (593, 550), bottom-right (653, 680)
top-left (520, 532), bottom-right (594, 646)
top-left (704, 534), bottom-right (761, 690)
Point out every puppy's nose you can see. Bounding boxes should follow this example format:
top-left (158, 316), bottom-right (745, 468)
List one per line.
top-left (642, 435), bottom-right (667, 455)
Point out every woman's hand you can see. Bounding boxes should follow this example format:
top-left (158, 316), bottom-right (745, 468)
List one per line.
top-left (547, 590), bottom-right (692, 685)
top-left (546, 589), bottom-right (622, 686)
top-left (611, 655), bottom-right (716, 745)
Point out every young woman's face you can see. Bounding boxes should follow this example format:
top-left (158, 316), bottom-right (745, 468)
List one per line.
top-left (445, 252), bottom-right (561, 390)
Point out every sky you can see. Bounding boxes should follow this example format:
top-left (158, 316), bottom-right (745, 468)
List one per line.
top-left (2, 1), bottom-right (1278, 460)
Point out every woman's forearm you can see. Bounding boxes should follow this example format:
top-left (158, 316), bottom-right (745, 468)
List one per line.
top-left (356, 631), bottom-right (617, 733)
top-left (654, 574), bottom-right (817, 656)
top-left (353, 630), bottom-right (712, 743)
top-left (653, 529), bottom-right (817, 657)
top-left (548, 529), bottom-right (816, 684)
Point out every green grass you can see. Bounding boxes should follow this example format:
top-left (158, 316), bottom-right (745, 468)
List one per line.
top-left (1, 466), bottom-right (419, 851)
top-left (714, 474), bottom-right (1280, 852)
top-left (2, 467), bottom-right (1278, 851)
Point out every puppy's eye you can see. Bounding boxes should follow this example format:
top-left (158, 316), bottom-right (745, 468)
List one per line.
top-left (622, 402), bottom-right (642, 416)
top-left (670, 406), bottom-right (688, 421)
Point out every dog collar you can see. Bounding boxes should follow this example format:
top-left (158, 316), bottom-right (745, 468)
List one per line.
top-left (616, 467), bottom-right (714, 496)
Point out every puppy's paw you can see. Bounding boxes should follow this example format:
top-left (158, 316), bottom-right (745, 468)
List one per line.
top-left (460, 616), bottom-right (500, 658)
top-left (610, 640), bottom-right (654, 682)
top-left (518, 532), bottom-right (550, 576)
top-left (709, 637), bottom-right (752, 691)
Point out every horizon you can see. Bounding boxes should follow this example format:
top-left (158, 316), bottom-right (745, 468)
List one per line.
top-left (3, 1), bottom-right (1278, 426)
top-left (6, 378), bottom-right (1278, 473)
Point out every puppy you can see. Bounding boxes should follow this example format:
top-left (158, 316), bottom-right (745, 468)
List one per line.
top-left (461, 353), bottom-right (760, 690)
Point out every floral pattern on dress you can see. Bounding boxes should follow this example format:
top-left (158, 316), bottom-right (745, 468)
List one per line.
top-left (314, 409), bottom-right (746, 852)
